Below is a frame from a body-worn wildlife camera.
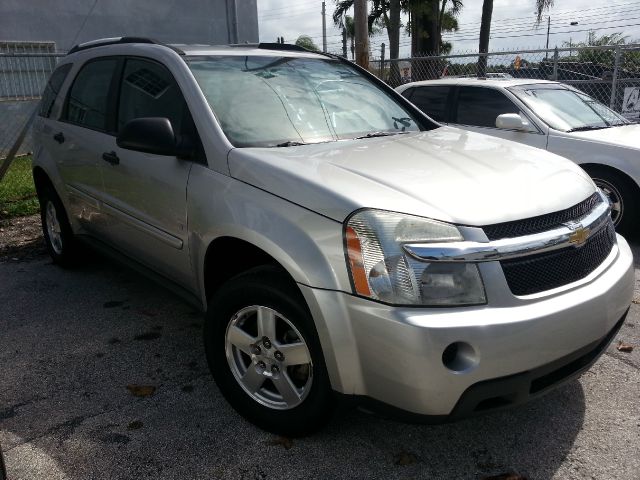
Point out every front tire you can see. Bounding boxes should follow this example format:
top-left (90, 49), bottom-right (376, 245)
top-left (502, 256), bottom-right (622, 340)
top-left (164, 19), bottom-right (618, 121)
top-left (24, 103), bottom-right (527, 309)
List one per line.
top-left (204, 266), bottom-right (334, 436)
top-left (38, 185), bottom-right (79, 267)
top-left (586, 166), bottom-right (639, 239)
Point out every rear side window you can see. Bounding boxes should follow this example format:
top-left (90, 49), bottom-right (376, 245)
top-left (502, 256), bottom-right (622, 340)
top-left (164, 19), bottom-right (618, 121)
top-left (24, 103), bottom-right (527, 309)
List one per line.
top-left (64, 58), bottom-right (117, 130)
top-left (455, 86), bottom-right (519, 128)
top-left (39, 64), bottom-right (72, 118)
top-left (407, 86), bottom-right (451, 122)
top-left (117, 58), bottom-right (189, 134)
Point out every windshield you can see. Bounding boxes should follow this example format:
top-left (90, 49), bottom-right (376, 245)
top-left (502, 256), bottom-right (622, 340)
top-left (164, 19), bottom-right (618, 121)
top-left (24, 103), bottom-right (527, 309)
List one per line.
top-left (510, 85), bottom-right (629, 132)
top-left (186, 55), bottom-right (421, 147)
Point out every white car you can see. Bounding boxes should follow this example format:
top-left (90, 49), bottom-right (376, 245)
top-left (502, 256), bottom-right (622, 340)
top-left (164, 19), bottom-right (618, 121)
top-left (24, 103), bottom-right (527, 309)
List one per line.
top-left (396, 78), bottom-right (640, 238)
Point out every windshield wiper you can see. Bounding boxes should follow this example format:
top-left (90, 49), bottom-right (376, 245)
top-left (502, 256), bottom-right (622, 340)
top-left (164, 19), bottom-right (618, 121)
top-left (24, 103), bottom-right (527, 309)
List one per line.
top-left (354, 131), bottom-right (408, 140)
top-left (274, 141), bottom-right (308, 147)
top-left (566, 125), bottom-right (610, 132)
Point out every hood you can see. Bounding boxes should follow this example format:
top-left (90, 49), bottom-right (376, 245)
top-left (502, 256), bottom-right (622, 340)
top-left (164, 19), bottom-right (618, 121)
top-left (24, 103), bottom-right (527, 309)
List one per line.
top-left (228, 127), bottom-right (596, 225)
top-left (567, 123), bottom-right (640, 149)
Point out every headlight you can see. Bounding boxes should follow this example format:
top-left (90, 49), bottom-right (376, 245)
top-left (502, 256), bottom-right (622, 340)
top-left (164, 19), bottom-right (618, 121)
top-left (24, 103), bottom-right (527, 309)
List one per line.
top-left (345, 209), bottom-right (486, 306)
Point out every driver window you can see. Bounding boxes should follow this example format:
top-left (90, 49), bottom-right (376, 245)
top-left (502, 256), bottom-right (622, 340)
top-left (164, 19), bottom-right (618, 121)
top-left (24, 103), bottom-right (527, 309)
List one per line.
top-left (117, 58), bottom-right (190, 134)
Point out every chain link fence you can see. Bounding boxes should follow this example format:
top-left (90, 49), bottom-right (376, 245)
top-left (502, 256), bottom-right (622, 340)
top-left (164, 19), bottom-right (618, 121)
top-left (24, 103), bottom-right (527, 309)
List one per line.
top-left (2, 43), bottom-right (640, 218)
top-left (0, 42), bottom-right (64, 218)
top-left (375, 44), bottom-right (640, 119)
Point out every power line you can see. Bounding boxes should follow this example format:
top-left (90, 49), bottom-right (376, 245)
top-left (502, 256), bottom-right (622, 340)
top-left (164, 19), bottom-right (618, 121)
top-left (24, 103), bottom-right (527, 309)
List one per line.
top-left (446, 15), bottom-right (640, 39)
top-left (69, 0), bottom-right (101, 48)
top-left (258, 0), bottom-right (319, 14)
top-left (260, 6), bottom-right (322, 21)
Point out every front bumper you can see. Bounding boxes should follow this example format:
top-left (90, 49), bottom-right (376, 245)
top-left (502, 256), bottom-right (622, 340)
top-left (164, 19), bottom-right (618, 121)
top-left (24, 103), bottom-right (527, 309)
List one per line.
top-left (299, 234), bottom-right (634, 417)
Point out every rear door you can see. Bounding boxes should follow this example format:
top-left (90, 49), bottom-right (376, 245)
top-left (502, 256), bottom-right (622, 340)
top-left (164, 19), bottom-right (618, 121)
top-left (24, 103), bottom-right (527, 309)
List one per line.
top-left (53, 57), bottom-right (119, 236)
top-left (452, 86), bottom-right (547, 148)
top-left (98, 56), bottom-right (198, 289)
top-left (402, 85), bottom-right (453, 124)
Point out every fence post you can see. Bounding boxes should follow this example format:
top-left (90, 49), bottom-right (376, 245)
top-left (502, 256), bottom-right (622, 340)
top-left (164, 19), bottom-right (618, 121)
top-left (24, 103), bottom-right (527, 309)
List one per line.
top-left (552, 47), bottom-right (559, 80)
top-left (610, 46), bottom-right (621, 109)
top-left (380, 43), bottom-right (385, 81)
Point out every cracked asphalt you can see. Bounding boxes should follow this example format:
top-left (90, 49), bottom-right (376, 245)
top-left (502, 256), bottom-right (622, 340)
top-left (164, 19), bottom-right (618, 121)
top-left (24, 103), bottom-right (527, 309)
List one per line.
top-left (0, 233), bottom-right (638, 480)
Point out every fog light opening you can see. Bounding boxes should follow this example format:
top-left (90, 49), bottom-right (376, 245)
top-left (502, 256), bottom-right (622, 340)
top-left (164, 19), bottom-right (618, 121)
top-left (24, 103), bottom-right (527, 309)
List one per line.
top-left (442, 341), bottom-right (479, 373)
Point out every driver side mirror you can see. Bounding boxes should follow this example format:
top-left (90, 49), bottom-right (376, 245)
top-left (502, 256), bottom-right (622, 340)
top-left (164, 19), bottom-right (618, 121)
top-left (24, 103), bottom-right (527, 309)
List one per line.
top-left (116, 117), bottom-right (195, 158)
top-left (495, 113), bottom-right (530, 131)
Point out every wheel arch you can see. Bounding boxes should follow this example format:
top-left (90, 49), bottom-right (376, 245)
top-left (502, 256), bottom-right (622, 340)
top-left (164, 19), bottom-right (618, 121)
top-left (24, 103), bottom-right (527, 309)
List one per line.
top-left (201, 235), bottom-right (298, 305)
top-left (32, 165), bottom-right (55, 196)
top-left (580, 163), bottom-right (640, 193)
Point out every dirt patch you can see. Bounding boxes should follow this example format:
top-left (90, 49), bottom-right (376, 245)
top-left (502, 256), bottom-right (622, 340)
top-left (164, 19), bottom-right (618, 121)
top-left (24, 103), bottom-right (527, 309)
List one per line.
top-left (0, 214), bottom-right (46, 261)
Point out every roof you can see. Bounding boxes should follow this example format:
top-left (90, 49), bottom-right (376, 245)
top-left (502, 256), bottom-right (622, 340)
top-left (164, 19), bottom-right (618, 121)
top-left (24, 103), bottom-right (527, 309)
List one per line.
top-left (396, 77), bottom-right (561, 91)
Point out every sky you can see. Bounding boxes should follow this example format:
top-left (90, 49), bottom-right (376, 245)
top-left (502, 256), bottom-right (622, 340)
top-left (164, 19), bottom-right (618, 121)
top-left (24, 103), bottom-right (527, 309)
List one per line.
top-left (257, 0), bottom-right (640, 58)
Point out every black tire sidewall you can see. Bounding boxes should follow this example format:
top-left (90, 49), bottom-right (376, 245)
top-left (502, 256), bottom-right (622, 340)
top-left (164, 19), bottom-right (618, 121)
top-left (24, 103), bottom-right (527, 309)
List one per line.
top-left (39, 185), bottom-right (76, 266)
top-left (588, 167), bottom-right (639, 239)
top-left (204, 267), bottom-right (334, 436)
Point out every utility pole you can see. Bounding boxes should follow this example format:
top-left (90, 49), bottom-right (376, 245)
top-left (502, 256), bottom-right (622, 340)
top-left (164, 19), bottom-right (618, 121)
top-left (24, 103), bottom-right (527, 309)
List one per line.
top-left (545, 16), bottom-right (550, 59)
top-left (321, 1), bottom-right (327, 53)
top-left (354, 0), bottom-right (369, 69)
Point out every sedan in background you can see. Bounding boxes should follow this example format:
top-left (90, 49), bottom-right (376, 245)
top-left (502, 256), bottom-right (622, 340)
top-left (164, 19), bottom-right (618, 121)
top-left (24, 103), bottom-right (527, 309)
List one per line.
top-left (396, 78), bottom-right (640, 238)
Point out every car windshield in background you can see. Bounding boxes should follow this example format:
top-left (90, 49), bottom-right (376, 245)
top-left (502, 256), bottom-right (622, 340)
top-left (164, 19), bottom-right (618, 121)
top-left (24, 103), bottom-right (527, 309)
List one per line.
top-left (186, 55), bottom-right (421, 147)
top-left (510, 85), bottom-right (629, 132)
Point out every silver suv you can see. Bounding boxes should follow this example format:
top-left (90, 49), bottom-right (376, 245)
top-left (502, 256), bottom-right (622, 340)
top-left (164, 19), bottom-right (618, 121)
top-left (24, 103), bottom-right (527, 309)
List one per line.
top-left (33, 38), bottom-right (634, 436)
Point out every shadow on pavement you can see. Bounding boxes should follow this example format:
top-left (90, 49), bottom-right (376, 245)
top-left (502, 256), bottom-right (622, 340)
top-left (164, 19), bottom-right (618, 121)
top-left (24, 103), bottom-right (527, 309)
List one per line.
top-left (0, 250), bottom-right (589, 480)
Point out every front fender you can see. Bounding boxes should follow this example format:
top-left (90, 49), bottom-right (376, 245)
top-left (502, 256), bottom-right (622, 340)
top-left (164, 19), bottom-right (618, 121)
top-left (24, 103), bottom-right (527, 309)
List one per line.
top-left (186, 165), bottom-right (351, 309)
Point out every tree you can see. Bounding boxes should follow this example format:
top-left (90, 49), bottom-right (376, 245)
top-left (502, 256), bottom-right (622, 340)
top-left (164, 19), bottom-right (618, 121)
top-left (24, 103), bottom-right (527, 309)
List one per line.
top-left (333, 1), bottom-right (399, 62)
top-left (477, 0), bottom-right (493, 77)
top-left (535, 0), bottom-right (555, 24)
top-left (409, 0), bottom-right (462, 56)
top-left (295, 35), bottom-right (320, 52)
top-left (478, 0), bottom-right (553, 77)
top-left (563, 31), bottom-right (629, 66)
top-left (343, 15), bottom-right (356, 59)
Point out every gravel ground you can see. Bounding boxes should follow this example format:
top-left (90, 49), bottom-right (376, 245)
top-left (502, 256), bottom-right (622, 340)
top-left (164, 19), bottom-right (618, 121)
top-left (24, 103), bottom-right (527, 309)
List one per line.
top-left (0, 214), bottom-right (45, 261)
top-left (0, 217), bottom-right (638, 480)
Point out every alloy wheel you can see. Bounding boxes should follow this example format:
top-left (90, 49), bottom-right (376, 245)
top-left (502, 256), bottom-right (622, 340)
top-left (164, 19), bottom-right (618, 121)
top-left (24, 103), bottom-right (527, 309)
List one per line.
top-left (225, 305), bottom-right (313, 410)
top-left (45, 200), bottom-right (63, 254)
top-left (593, 178), bottom-right (623, 227)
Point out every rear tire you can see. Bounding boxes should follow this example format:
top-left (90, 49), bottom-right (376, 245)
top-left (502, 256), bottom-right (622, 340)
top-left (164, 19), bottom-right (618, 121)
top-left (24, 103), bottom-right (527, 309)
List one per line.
top-left (586, 166), bottom-right (639, 239)
top-left (38, 185), bottom-right (80, 267)
top-left (204, 266), bottom-right (334, 436)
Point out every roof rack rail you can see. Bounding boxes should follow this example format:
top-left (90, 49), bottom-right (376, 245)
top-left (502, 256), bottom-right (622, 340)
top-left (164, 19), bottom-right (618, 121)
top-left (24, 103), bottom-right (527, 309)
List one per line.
top-left (67, 37), bottom-right (184, 55)
top-left (257, 43), bottom-right (313, 53)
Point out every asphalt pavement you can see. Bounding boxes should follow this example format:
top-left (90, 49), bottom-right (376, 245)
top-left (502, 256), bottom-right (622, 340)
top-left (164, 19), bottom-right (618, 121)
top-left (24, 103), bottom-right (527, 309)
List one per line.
top-left (0, 240), bottom-right (638, 480)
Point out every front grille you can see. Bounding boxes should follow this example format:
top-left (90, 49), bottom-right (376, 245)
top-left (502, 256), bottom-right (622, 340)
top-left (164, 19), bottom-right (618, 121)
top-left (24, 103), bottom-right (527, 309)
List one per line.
top-left (500, 222), bottom-right (616, 296)
top-left (484, 193), bottom-right (601, 240)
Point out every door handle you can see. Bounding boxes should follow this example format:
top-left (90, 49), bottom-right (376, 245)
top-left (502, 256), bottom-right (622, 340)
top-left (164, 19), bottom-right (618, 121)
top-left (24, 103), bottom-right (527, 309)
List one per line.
top-left (102, 151), bottom-right (120, 165)
top-left (53, 132), bottom-right (65, 144)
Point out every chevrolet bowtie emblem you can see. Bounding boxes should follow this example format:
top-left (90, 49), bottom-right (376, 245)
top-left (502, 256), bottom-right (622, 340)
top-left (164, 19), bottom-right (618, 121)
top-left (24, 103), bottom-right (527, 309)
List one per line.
top-left (568, 225), bottom-right (591, 246)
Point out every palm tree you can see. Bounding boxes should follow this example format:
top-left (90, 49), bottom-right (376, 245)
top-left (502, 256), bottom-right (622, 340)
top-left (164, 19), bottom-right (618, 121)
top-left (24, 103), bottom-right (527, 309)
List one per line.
top-left (409, 0), bottom-right (462, 56)
top-left (477, 0), bottom-right (493, 77)
top-left (478, 0), bottom-right (554, 77)
top-left (535, 0), bottom-right (555, 24)
top-left (333, 1), bottom-right (400, 62)
top-left (334, 14), bottom-right (356, 59)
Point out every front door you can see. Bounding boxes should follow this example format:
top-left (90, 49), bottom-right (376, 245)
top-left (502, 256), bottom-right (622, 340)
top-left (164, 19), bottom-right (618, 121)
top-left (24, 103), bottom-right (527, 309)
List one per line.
top-left (99, 57), bottom-right (199, 290)
top-left (452, 86), bottom-right (548, 149)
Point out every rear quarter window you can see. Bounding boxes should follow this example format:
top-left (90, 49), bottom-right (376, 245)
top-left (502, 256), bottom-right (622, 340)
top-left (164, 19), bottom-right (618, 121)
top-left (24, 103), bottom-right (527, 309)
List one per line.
top-left (39, 63), bottom-right (72, 118)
